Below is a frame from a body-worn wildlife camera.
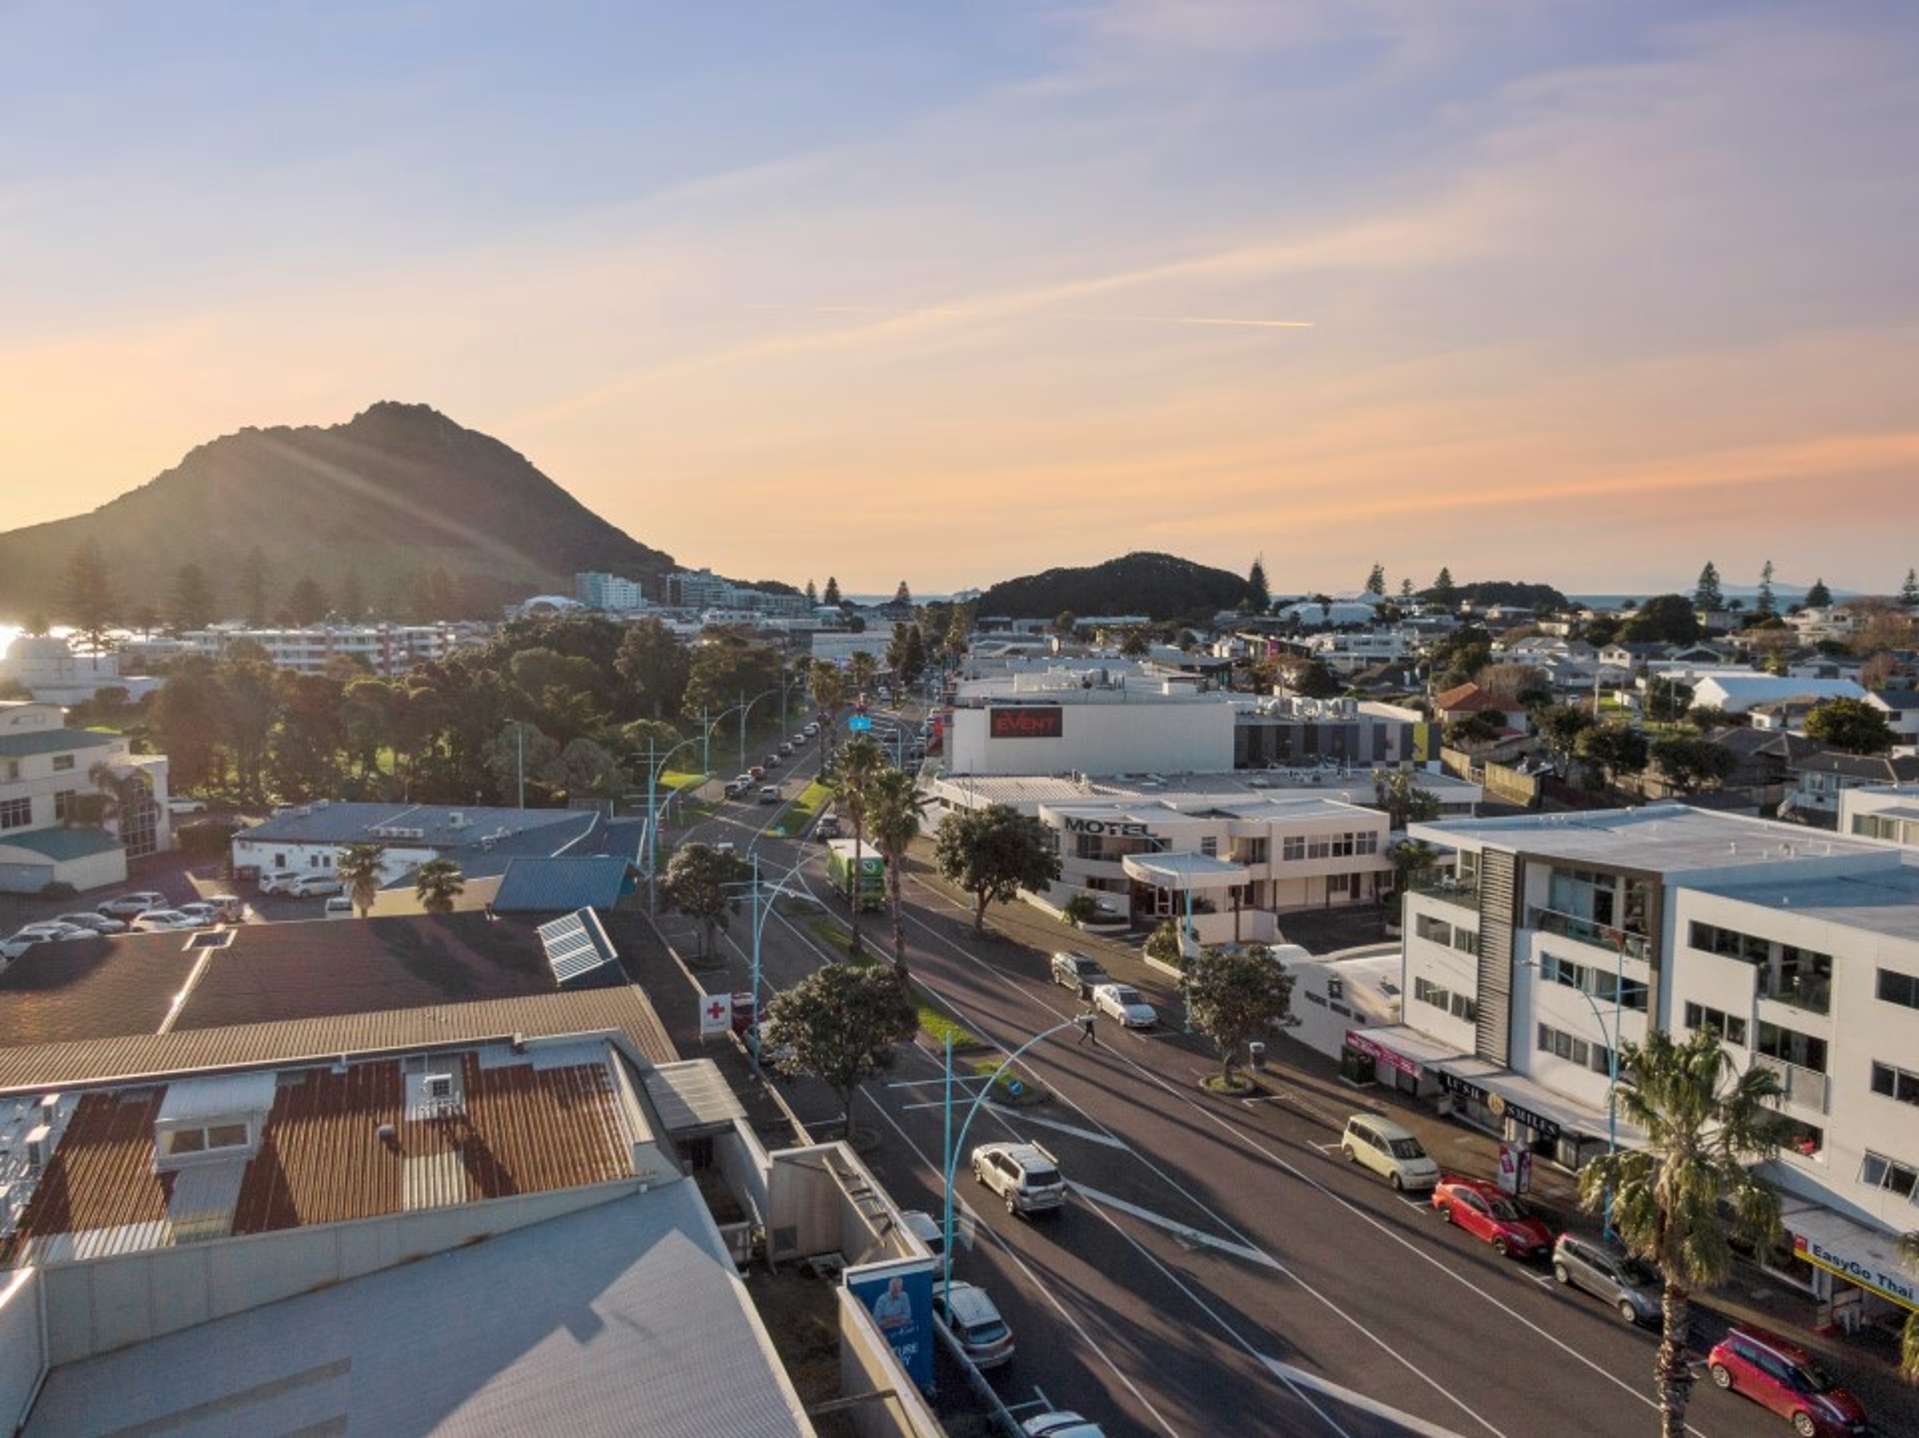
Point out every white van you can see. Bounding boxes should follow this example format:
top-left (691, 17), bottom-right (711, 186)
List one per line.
top-left (1340, 1115), bottom-right (1439, 1192)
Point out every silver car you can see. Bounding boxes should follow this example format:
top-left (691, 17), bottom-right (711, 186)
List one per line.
top-left (1552, 1234), bottom-right (1661, 1324)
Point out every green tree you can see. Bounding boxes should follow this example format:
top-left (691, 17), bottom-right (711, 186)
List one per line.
top-left (1398, 577), bottom-right (1414, 602)
top-left (1119, 626), bottom-right (1151, 658)
top-left (338, 570), bottom-right (366, 623)
top-left (1183, 945), bottom-right (1295, 1087)
top-left (1428, 566), bottom-right (1458, 610)
top-left (1445, 710), bottom-right (1505, 747)
top-left (238, 546), bottom-right (272, 627)
top-left (1052, 610), bottom-right (1077, 640)
top-left (823, 576), bottom-right (842, 606)
top-left (543, 737), bottom-right (622, 801)
top-left (1623, 594), bottom-right (1700, 645)
top-left (486, 720), bottom-right (560, 803)
top-left (804, 578), bottom-right (819, 605)
top-left (1290, 658), bottom-right (1342, 699)
top-left (614, 617), bottom-right (691, 719)
top-left (661, 841), bottom-right (749, 957)
top-left (1756, 559), bottom-right (1776, 618)
top-left (1649, 733), bottom-right (1735, 792)
top-left (1804, 577), bottom-right (1832, 608)
top-left (269, 672), bottom-right (346, 800)
top-left (336, 843), bottom-right (387, 919)
top-left (1579, 1028), bottom-right (1790, 1438)
top-left (809, 661), bottom-right (846, 768)
top-left (218, 658), bottom-right (281, 802)
top-left (1387, 839), bottom-right (1441, 922)
top-left (1692, 562), bottom-right (1723, 610)
top-left (887, 623), bottom-right (927, 685)
top-left (1899, 1232), bottom-right (1919, 1381)
top-left (847, 650), bottom-right (878, 700)
top-left (1375, 769), bottom-right (1440, 828)
top-left (933, 803), bottom-right (1062, 936)
top-left (1145, 919), bottom-right (1182, 968)
top-left (946, 603), bottom-right (975, 662)
top-left (1576, 722), bottom-right (1650, 788)
top-left (1538, 703), bottom-right (1596, 776)
top-left (62, 540), bottom-right (120, 656)
top-left (1246, 556), bottom-right (1270, 612)
top-left (1902, 568), bottom-right (1919, 606)
top-left (762, 963), bottom-right (918, 1141)
top-left (893, 580), bottom-right (911, 607)
top-left (1644, 677), bottom-right (1694, 723)
top-left (1364, 563), bottom-right (1386, 596)
top-left (413, 857), bottom-right (465, 914)
top-left (152, 660), bottom-right (224, 793)
top-left (866, 767), bottom-right (928, 973)
top-left (284, 576), bottom-right (328, 626)
top-left (833, 736), bottom-right (887, 956)
top-left (85, 761), bottom-right (152, 840)
top-left (170, 563), bottom-right (217, 631)
top-left (1803, 697), bottom-right (1895, 754)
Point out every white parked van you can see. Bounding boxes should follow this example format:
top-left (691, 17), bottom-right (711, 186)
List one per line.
top-left (1340, 1115), bottom-right (1439, 1192)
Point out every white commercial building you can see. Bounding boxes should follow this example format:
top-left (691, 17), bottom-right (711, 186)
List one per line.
top-left (1379, 804), bottom-right (1919, 1336)
top-left (146, 623), bottom-right (478, 677)
top-left (946, 669), bottom-right (1236, 777)
top-left (0, 636), bottom-right (162, 706)
top-left (0, 702), bottom-right (170, 892)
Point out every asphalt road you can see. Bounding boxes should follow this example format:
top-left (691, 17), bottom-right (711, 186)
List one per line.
top-left (656, 704), bottom-right (1898, 1438)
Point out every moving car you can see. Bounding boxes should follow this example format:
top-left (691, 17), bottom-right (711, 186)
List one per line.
top-left (131, 909), bottom-right (201, 932)
top-left (324, 896), bottom-right (354, 919)
top-left (291, 874), bottom-right (344, 898)
top-left (1707, 1325), bottom-right (1869, 1437)
top-left (816, 812), bottom-right (842, 839)
top-left (759, 784), bottom-right (779, 804)
top-left (802, 722), bottom-right (819, 737)
top-left (1551, 1234), bottom-right (1660, 1324)
top-left (1340, 1115), bottom-right (1439, 1192)
top-left (57, 912), bottom-right (126, 935)
top-left (1091, 982), bottom-right (1157, 1029)
top-left (971, 1141), bottom-right (1065, 1216)
top-left (1050, 950), bottom-right (1110, 996)
top-left (930, 1281), bottom-right (1014, 1369)
top-left (748, 765), bottom-right (766, 780)
top-left (1023, 1415), bottom-right (1106, 1438)
top-left (1431, 1176), bottom-right (1554, 1259)
top-left (762, 753), bottom-right (781, 769)
top-left (99, 890), bottom-right (169, 918)
top-left (2, 922), bottom-right (93, 959)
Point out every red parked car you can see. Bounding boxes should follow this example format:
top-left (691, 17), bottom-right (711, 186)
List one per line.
top-left (1430, 1176), bottom-right (1554, 1259)
top-left (1707, 1325), bottom-right (1869, 1437)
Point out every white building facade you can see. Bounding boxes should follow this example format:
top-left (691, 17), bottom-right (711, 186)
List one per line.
top-left (945, 672), bottom-right (1236, 777)
top-left (0, 702), bottom-right (170, 892)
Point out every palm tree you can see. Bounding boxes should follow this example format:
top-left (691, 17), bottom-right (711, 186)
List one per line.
top-left (809, 661), bottom-right (845, 772)
top-left (86, 761), bottom-right (152, 840)
top-left (834, 736), bottom-right (887, 956)
top-left (335, 842), bottom-right (387, 919)
top-left (847, 650), bottom-right (878, 702)
top-left (1900, 1231), bottom-right (1918, 1383)
top-left (1578, 1027), bottom-right (1792, 1438)
top-left (865, 767), bottom-right (928, 974)
top-left (413, 857), bottom-right (464, 914)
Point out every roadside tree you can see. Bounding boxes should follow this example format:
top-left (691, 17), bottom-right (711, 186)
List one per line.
top-left (865, 767), bottom-right (928, 973)
top-left (661, 841), bottom-right (749, 958)
top-left (1183, 945), bottom-right (1295, 1088)
top-left (762, 963), bottom-right (918, 1143)
top-left (933, 803), bottom-right (1061, 936)
top-left (833, 735), bottom-right (887, 956)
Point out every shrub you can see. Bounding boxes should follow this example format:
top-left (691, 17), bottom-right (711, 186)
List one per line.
top-left (1061, 894), bottom-right (1098, 928)
top-left (1145, 919), bottom-right (1182, 969)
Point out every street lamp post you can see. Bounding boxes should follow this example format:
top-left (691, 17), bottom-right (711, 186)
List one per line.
top-left (1516, 946), bottom-right (1624, 1240)
top-left (722, 850), bottom-right (819, 1074)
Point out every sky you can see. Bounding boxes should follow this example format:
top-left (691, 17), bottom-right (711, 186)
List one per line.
top-left (2, 1), bottom-right (1917, 597)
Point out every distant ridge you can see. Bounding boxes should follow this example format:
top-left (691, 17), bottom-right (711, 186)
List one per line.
top-left (977, 551), bottom-right (1250, 621)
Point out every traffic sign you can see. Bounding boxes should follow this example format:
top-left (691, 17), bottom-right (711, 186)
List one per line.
top-left (848, 716), bottom-right (873, 732)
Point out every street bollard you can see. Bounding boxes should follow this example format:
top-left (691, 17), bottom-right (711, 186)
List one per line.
top-left (1248, 1040), bottom-right (1266, 1070)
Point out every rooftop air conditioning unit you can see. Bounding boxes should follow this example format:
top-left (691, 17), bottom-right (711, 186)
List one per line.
top-left (448, 812), bottom-right (466, 829)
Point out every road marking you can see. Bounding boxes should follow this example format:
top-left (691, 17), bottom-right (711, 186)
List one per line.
top-left (1264, 1359), bottom-right (1467, 1438)
top-left (984, 1105), bottom-right (1130, 1150)
top-left (1399, 1197), bottom-right (1431, 1213)
top-left (1527, 1272), bottom-right (1557, 1290)
top-left (1070, 1183), bottom-right (1281, 1271)
top-left (1312, 1140), bottom-right (1345, 1154)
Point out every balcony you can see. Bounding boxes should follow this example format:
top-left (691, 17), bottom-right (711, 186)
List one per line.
top-left (1409, 875), bottom-right (1479, 912)
top-left (1527, 906), bottom-right (1651, 962)
top-left (1757, 973), bottom-right (1831, 1017)
top-left (1753, 1053), bottom-right (1829, 1114)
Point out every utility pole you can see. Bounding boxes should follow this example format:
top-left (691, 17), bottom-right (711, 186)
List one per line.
top-left (646, 738), bottom-right (658, 913)
top-left (516, 724), bottom-right (525, 809)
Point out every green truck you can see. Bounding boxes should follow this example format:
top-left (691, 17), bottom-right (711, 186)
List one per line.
top-left (825, 838), bottom-right (886, 912)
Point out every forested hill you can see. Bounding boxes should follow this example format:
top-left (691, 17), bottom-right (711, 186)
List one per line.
top-left (0, 402), bottom-right (675, 620)
top-left (977, 551), bottom-right (1251, 621)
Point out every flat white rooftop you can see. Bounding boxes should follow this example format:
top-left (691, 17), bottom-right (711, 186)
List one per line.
top-left (937, 768), bottom-right (1478, 810)
top-left (1691, 864), bottom-right (1919, 943)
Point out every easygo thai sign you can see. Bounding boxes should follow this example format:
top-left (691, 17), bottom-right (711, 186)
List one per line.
top-left (1793, 1232), bottom-right (1919, 1310)
top-left (989, 706), bottom-right (1063, 739)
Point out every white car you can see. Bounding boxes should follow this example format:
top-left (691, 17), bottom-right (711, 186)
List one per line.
top-left (1, 922), bottom-right (93, 959)
top-left (971, 1141), bottom-right (1065, 1216)
top-left (175, 902), bottom-right (223, 928)
top-left (1092, 982), bottom-right (1157, 1029)
top-left (930, 1281), bottom-right (1014, 1369)
top-left (132, 909), bottom-right (202, 932)
top-left (166, 798), bottom-right (207, 816)
top-left (1024, 1415), bottom-right (1107, 1438)
top-left (98, 890), bottom-right (169, 918)
top-left (290, 874), bottom-right (344, 898)
top-left (899, 1209), bottom-right (944, 1258)
top-left (57, 912), bottom-right (127, 935)
top-left (257, 870), bottom-right (303, 896)
top-left (324, 896), bottom-right (354, 919)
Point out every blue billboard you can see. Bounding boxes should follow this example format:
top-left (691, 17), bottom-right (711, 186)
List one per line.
top-left (845, 1256), bottom-right (935, 1390)
top-left (848, 715), bottom-right (873, 732)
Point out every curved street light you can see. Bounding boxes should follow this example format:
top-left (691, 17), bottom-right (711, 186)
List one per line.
top-left (1513, 950), bottom-right (1624, 1240)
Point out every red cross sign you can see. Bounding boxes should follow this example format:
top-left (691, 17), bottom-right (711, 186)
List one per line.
top-left (700, 992), bottom-right (733, 1037)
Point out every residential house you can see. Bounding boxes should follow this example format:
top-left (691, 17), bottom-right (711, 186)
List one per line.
top-left (1866, 689), bottom-right (1919, 748)
top-left (1788, 606), bottom-right (1861, 646)
top-left (1431, 682), bottom-right (1511, 725)
top-left (1689, 674), bottom-right (1867, 716)
top-left (0, 702), bottom-right (169, 894)
top-left (1781, 751), bottom-right (1919, 827)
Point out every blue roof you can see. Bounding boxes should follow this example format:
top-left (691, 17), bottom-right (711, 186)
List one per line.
top-left (0, 827), bottom-right (123, 861)
top-left (495, 857), bottom-right (633, 914)
top-left (0, 728), bottom-right (117, 759)
top-left (241, 802), bottom-right (595, 852)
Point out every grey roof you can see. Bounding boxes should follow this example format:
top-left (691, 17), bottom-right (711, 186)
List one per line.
top-left (24, 1182), bottom-right (812, 1438)
top-left (240, 802), bottom-right (597, 853)
top-left (643, 1059), bottom-right (749, 1135)
top-left (0, 728), bottom-right (116, 759)
top-left (495, 856), bottom-right (632, 913)
top-left (1691, 864), bottom-right (1919, 943)
top-left (1871, 689), bottom-right (1919, 711)
top-left (0, 827), bottom-right (121, 861)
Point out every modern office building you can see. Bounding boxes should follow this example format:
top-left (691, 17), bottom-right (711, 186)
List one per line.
top-left (945, 668), bottom-right (1237, 777)
top-left (1234, 696), bottom-right (1436, 769)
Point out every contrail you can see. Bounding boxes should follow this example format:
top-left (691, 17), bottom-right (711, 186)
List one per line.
top-left (745, 303), bottom-right (1312, 329)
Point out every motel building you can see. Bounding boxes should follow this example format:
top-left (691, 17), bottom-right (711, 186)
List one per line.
top-left (1353, 804), bottom-right (1919, 1346)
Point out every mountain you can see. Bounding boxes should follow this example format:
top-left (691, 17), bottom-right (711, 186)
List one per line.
top-left (0, 402), bottom-right (674, 621)
top-left (977, 551), bottom-right (1251, 621)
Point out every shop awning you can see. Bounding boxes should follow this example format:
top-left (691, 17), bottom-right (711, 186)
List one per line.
top-left (1432, 1055), bottom-right (1646, 1149)
top-left (1780, 1197), bottom-right (1919, 1313)
top-left (1345, 1024), bottom-right (1469, 1079)
top-left (1122, 851), bottom-right (1249, 890)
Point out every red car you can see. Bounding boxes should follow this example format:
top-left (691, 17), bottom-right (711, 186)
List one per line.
top-left (1430, 1176), bottom-right (1554, 1259)
top-left (1707, 1325), bottom-right (1869, 1437)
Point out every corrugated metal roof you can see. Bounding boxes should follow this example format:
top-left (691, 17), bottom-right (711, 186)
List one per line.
top-left (0, 986), bottom-right (677, 1095)
top-left (642, 1060), bottom-right (746, 1134)
top-left (536, 908), bottom-right (618, 985)
top-left (495, 857), bottom-right (631, 913)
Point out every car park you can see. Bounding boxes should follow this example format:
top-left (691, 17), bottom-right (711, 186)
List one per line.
top-left (1091, 982), bottom-right (1157, 1028)
top-left (99, 890), bottom-right (169, 918)
top-left (930, 1281), bottom-right (1014, 1369)
top-left (1707, 1325), bottom-right (1869, 1436)
top-left (1050, 950), bottom-right (1110, 996)
top-left (2, 922), bottom-right (93, 958)
top-left (1431, 1176), bottom-right (1554, 1259)
top-left (290, 874), bottom-right (344, 898)
top-left (1340, 1115), bottom-right (1439, 1192)
top-left (1551, 1235), bottom-right (1660, 1324)
top-left (971, 1141), bottom-right (1065, 1216)
top-left (759, 785), bottom-right (779, 804)
top-left (57, 912), bottom-right (127, 935)
top-left (132, 909), bottom-right (201, 932)
top-left (324, 896), bottom-right (354, 919)
top-left (1023, 1415), bottom-right (1106, 1438)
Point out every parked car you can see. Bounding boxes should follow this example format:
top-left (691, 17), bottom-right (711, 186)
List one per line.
top-left (166, 797), bottom-right (207, 816)
top-left (748, 765), bottom-right (766, 780)
top-left (762, 753), bottom-right (782, 769)
top-left (98, 890), bottom-right (169, 918)
top-left (131, 909), bottom-right (201, 932)
top-left (1050, 950), bottom-right (1110, 997)
top-left (324, 896), bottom-right (354, 919)
top-left (816, 812), bottom-right (842, 839)
top-left (899, 1209), bottom-right (944, 1258)
top-left (257, 870), bottom-right (303, 896)
top-left (971, 1141), bottom-right (1065, 1216)
top-left (759, 785), bottom-right (779, 804)
top-left (1431, 1176), bottom-right (1554, 1259)
top-left (1023, 1415), bottom-right (1106, 1438)
top-left (1340, 1115), bottom-right (1439, 1192)
top-left (290, 874), bottom-right (344, 898)
top-left (2, 922), bottom-right (92, 959)
top-left (1551, 1234), bottom-right (1661, 1324)
top-left (57, 912), bottom-right (126, 935)
top-left (174, 902), bottom-right (223, 928)
top-left (930, 1281), bottom-right (1014, 1369)
top-left (1091, 982), bottom-right (1157, 1028)
top-left (802, 722), bottom-right (819, 737)
top-left (203, 894), bottom-right (244, 923)
top-left (1707, 1325), bottom-right (1869, 1437)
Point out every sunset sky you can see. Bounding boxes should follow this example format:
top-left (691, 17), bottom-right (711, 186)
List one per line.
top-left (3, 1), bottom-right (1916, 595)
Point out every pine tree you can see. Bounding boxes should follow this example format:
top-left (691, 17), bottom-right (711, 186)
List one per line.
top-left (239, 547), bottom-right (272, 626)
top-left (1246, 556), bottom-right (1270, 612)
top-left (1756, 560), bottom-right (1776, 618)
top-left (62, 540), bottom-right (120, 655)
top-left (894, 580), bottom-right (912, 607)
top-left (1399, 577), bottom-right (1414, 601)
top-left (339, 570), bottom-right (366, 622)
top-left (823, 576), bottom-right (842, 606)
top-left (1430, 567), bottom-right (1458, 610)
top-left (805, 578), bottom-right (819, 605)
top-left (1901, 568), bottom-right (1918, 606)
top-left (1804, 577), bottom-right (1831, 608)
top-left (1365, 563), bottom-right (1386, 596)
top-left (286, 576), bottom-right (329, 626)
top-left (170, 562), bottom-right (217, 631)
top-left (1693, 562), bottom-right (1723, 610)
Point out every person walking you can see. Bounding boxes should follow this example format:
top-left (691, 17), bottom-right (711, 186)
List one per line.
top-left (1076, 1007), bottom-right (1098, 1047)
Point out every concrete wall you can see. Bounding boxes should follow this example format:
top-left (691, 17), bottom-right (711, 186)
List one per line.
top-left (0, 1267), bottom-right (45, 1434)
top-left (837, 1287), bottom-right (945, 1438)
top-left (40, 1180), bottom-right (640, 1365)
top-left (1188, 909), bottom-right (1279, 946)
top-left (719, 1121), bottom-right (772, 1223)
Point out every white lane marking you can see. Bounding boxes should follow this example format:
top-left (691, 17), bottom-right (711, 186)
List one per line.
top-left (984, 1105), bottom-right (1131, 1150)
top-left (1399, 1197), bottom-right (1431, 1213)
top-left (1265, 1360), bottom-right (1467, 1438)
top-left (896, 887), bottom-right (1672, 1438)
top-left (1312, 1141), bottom-right (1345, 1154)
top-left (1527, 1273), bottom-right (1557, 1290)
top-left (860, 1075), bottom-right (1185, 1437)
top-left (1070, 1183), bottom-right (1281, 1271)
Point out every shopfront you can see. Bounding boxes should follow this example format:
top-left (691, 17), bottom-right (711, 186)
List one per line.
top-left (1780, 1200), bottom-right (1919, 1339)
top-left (1342, 1025), bottom-right (1461, 1099)
top-left (1433, 1064), bottom-right (1619, 1171)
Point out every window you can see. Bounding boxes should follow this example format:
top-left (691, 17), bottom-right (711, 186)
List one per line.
top-left (1870, 1062), bottom-right (1919, 1106)
top-left (1307, 836), bottom-right (1331, 859)
top-left (1537, 1022), bottom-right (1589, 1067)
top-left (163, 1122), bottom-right (251, 1158)
top-left (1879, 968), bottom-right (1919, 1011)
top-left (1414, 977), bottom-right (1453, 1012)
top-left (2, 760), bottom-right (17, 781)
top-left (1590, 1041), bottom-right (1615, 1076)
top-left (1331, 832), bottom-right (1355, 858)
top-left (0, 797), bottom-right (29, 830)
top-left (51, 753), bottom-right (74, 772)
top-left (1282, 836), bottom-right (1305, 862)
top-left (1356, 831), bottom-right (1379, 855)
top-left (1199, 836), bottom-right (1218, 858)
top-left (1756, 1021), bottom-right (1826, 1074)
top-left (1453, 927), bottom-right (1476, 954)
top-left (1305, 990), bottom-right (1327, 1007)
top-left (1449, 992), bottom-right (1477, 1023)
top-left (1860, 1151), bottom-right (1919, 1200)
top-left (1683, 1001), bottom-right (1748, 1046)
top-left (53, 789), bottom-right (78, 821)
top-left (1414, 914), bottom-right (1453, 947)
